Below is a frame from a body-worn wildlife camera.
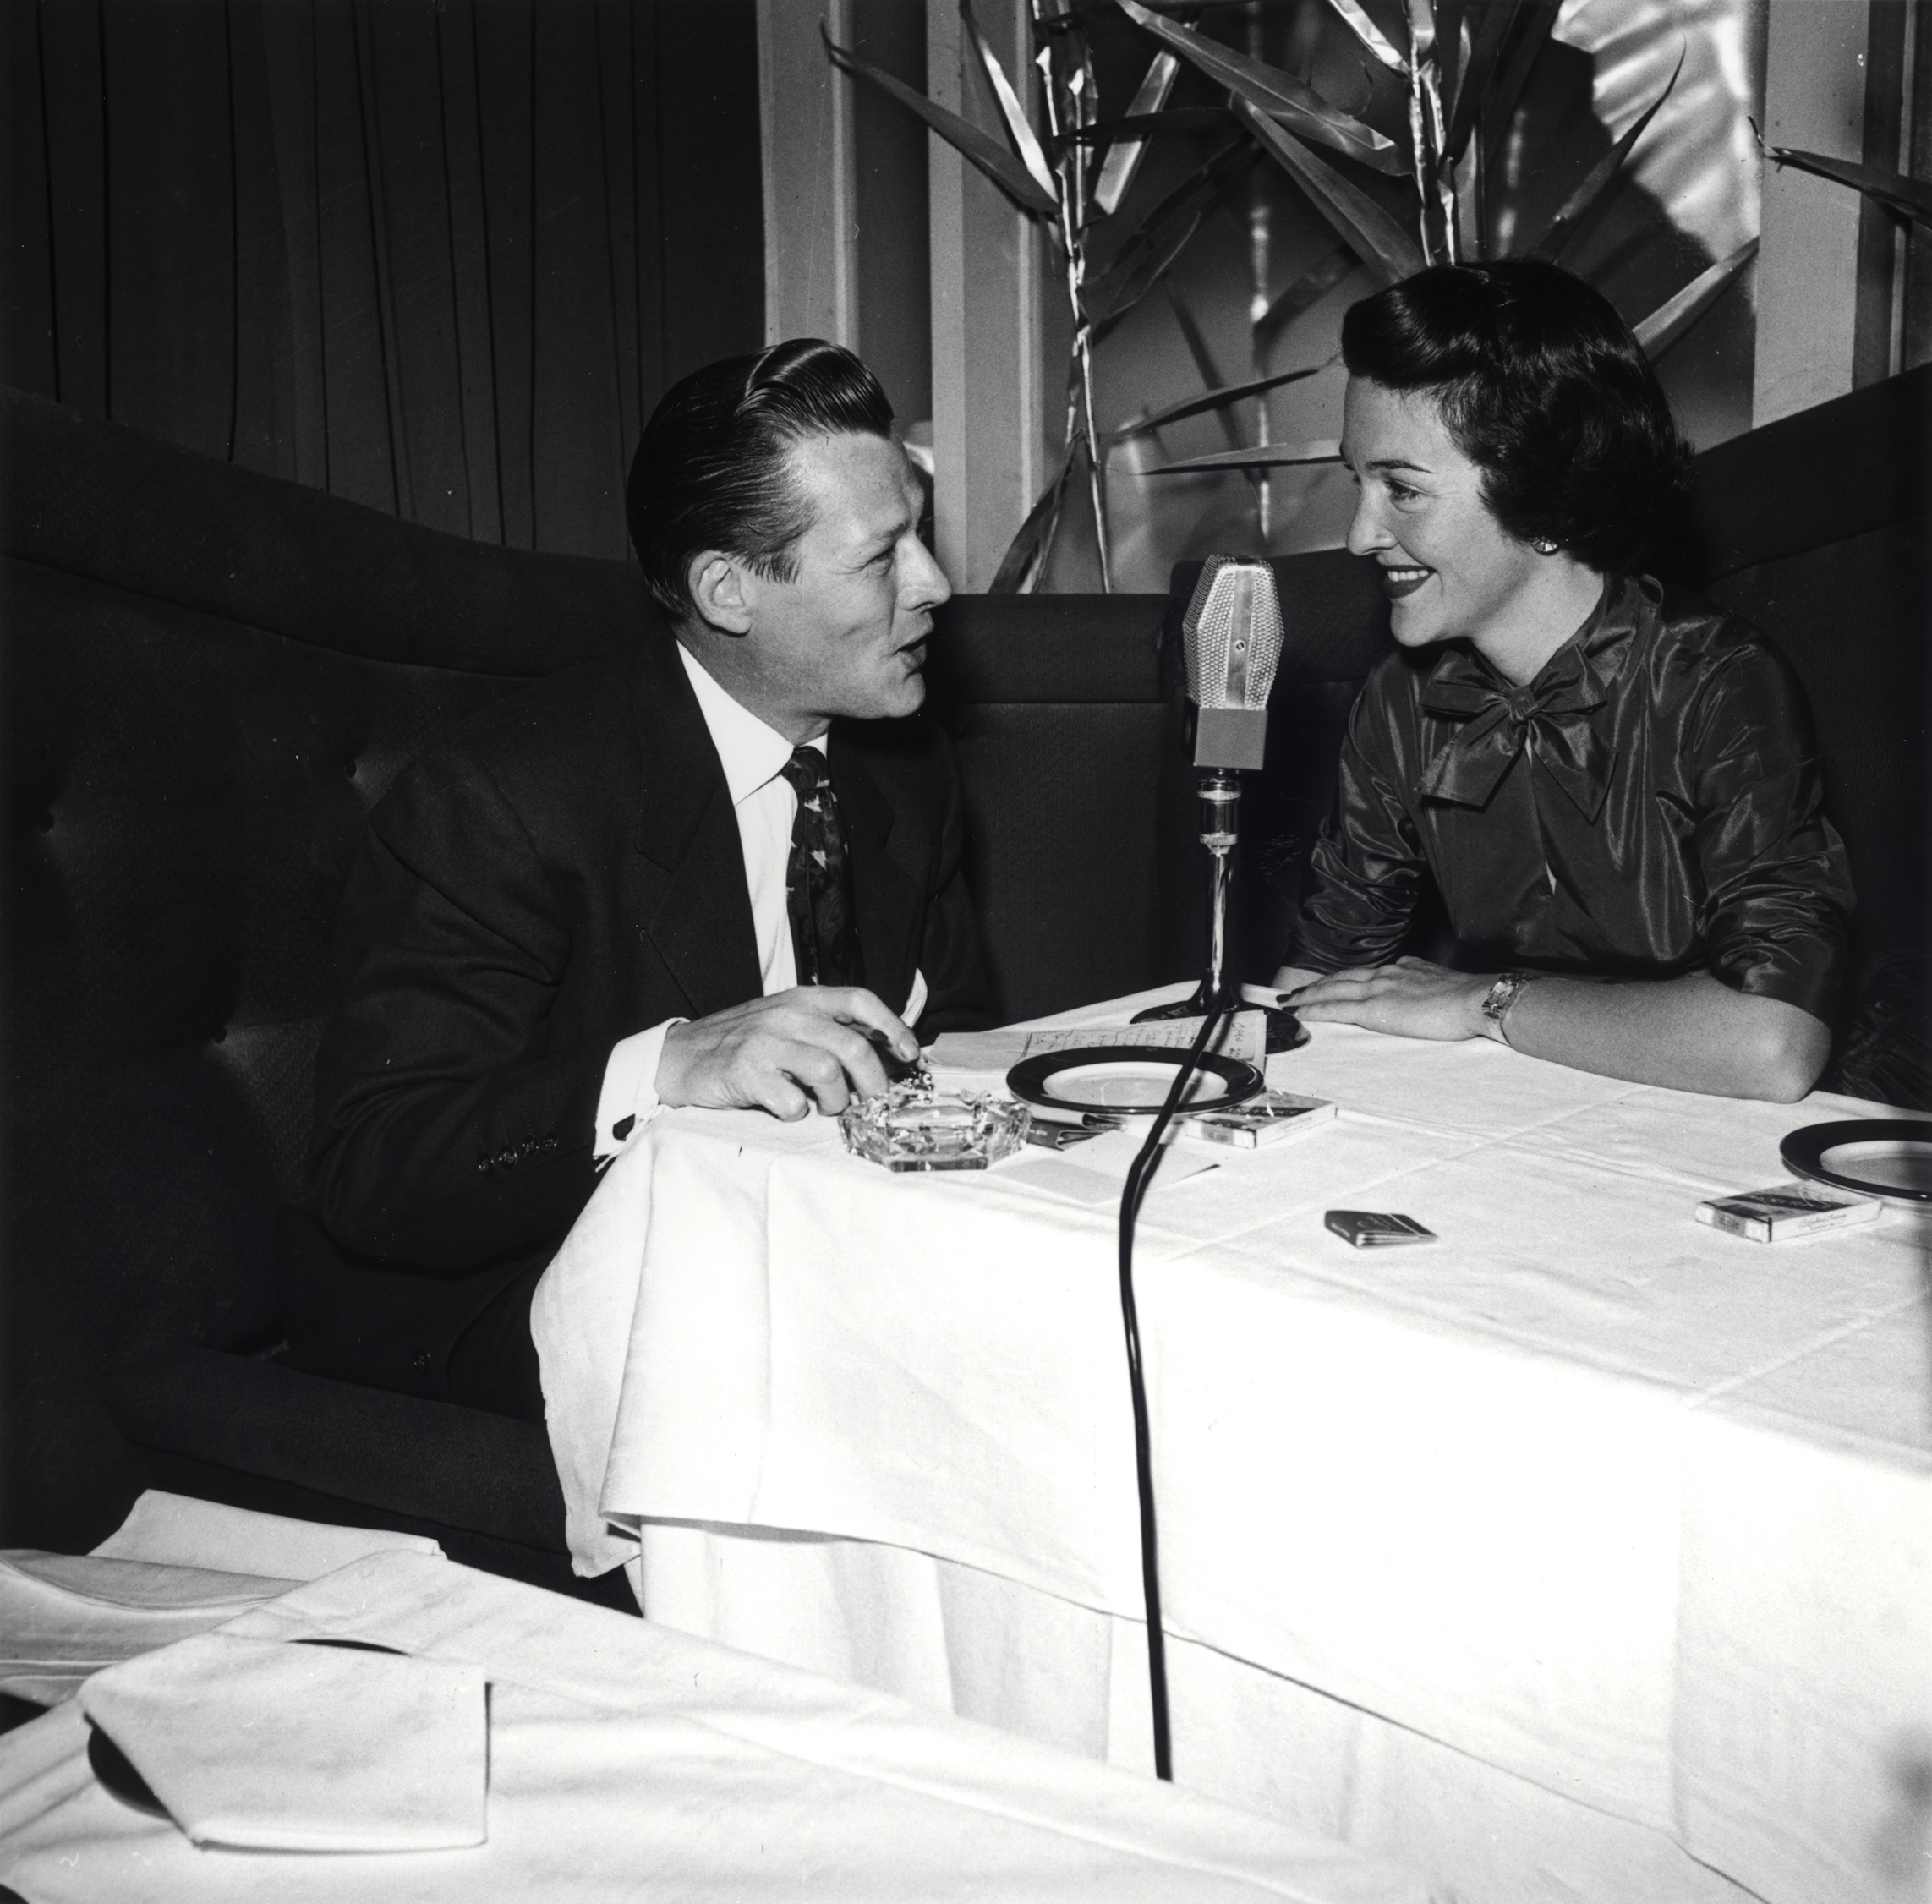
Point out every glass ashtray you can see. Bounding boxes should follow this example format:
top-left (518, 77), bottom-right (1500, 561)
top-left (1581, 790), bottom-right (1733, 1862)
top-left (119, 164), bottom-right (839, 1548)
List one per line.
top-left (839, 1079), bottom-right (1032, 1172)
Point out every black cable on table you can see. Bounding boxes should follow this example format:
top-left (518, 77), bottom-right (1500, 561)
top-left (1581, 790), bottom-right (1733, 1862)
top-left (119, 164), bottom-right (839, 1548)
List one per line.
top-left (1115, 1004), bottom-right (1226, 1782)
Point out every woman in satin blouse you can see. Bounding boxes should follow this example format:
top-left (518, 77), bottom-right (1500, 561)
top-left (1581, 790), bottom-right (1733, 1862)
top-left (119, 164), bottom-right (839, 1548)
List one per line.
top-left (1275, 261), bottom-right (1852, 1101)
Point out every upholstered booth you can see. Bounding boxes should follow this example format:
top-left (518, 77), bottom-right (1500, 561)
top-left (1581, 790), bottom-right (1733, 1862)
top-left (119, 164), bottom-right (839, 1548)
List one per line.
top-left (3, 364), bottom-right (1925, 1591)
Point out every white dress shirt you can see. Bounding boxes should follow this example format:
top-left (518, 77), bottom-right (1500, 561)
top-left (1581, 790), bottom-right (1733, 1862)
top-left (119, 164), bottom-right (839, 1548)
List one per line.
top-left (593, 644), bottom-right (925, 1162)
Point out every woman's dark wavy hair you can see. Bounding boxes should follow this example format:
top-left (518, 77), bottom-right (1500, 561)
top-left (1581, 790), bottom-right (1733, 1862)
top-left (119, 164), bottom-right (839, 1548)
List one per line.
top-left (627, 338), bottom-right (895, 617)
top-left (1340, 260), bottom-right (1691, 573)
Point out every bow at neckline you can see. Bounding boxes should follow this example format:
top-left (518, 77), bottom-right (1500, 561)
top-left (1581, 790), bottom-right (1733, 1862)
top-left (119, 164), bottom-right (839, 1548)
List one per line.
top-left (1415, 584), bottom-right (1640, 819)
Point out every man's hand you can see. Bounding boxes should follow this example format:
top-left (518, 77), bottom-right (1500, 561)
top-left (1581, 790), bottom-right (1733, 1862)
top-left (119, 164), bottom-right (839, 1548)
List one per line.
top-left (1278, 957), bottom-right (1496, 1042)
top-left (656, 988), bottom-right (921, 1119)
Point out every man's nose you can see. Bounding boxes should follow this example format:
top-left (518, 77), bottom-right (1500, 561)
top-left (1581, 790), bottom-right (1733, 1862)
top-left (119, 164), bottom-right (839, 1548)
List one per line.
top-left (903, 532), bottom-right (952, 609)
top-left (1345, 487), bottom-right (1390, 559)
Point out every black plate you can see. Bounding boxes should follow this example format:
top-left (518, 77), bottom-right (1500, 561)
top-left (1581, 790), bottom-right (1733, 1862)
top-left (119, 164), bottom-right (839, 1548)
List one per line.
top-left (1780, 1119), bottom-right (1932, 1204)
top-left (1006, 1045), bottom-right (1264, 1117)
top-left (86, 1638), bottom-right (406, 1819)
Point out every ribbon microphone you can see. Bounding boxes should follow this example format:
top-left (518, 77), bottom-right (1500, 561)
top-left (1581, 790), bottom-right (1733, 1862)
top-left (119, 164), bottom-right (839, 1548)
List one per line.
top-left (1135, 555), bottom-right (1291, 1029)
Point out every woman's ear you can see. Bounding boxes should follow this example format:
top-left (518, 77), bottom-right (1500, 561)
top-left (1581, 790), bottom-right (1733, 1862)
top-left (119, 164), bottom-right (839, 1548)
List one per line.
top-left (687, 551), bottom-right (753, 636)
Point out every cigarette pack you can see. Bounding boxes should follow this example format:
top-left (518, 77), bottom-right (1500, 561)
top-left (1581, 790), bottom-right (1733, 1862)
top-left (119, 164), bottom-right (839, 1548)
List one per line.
top-left (1181, 1091), bottom-right (1337, 1148)
top-left (1694, 1180), bottom-right (1882, 1243)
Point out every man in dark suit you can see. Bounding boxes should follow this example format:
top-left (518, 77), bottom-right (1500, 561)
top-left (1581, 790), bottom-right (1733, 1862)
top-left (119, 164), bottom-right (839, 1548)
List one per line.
top-left (279, 340), bottom-right (990, 1419)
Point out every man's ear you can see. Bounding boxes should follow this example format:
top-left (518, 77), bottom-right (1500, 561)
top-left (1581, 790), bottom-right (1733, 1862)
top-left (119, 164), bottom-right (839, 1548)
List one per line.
top-left (687, 551), bottom-right (754, 637)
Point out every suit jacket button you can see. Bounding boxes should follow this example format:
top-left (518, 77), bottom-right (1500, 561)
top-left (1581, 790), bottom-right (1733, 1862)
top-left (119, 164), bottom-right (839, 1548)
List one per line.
top-left (497, 1149), bottom-right (517, 1168)
top-left (477, 1156), bottom-right (491, 1174)
top-left (412, 1351), bottom-right (431, 1374)
top-left (541, 1134), bottom-right (557, 1151)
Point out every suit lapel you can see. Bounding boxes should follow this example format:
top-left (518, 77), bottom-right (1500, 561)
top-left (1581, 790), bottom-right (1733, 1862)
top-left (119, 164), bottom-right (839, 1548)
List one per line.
top-left (829, 734), bottom-right (921, 1015)
top-left (625, 633), bottom-right (763, 1016)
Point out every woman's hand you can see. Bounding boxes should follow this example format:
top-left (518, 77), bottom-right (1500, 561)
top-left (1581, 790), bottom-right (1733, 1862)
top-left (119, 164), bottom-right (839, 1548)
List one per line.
top-left (1279, 957), bottom-right (1497, 1042)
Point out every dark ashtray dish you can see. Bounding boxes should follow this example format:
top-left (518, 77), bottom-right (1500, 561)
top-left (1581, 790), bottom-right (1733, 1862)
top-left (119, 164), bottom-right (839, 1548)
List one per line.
top-left (1781, 1119), bottom-right (1932, 1204)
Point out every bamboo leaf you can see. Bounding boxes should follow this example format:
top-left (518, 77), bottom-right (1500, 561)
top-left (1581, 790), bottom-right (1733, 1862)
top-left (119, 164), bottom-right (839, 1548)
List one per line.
top-left (1482, 0), bottom-right (1556, 161)
top-left (1116, 361), bottom-right (1329, 438)
top-left (1160, 276), bottom-right (1240, 448)
top-left (989, 445), bottom-right (1076, 594)
top-left (1440, 0), bottom-right (1519, 169)
top-left (1320, 0), bottom-right (1409, 76)
top-left (823, 27), bottom-right (1059, 218)
top-left (1113, 0), bottom-right (1408, 176)
top-left (1145, 438), bottom-right (1343, 473)
top-left (1255, 243), bottom-right (1359, 339)
top-left (1092, 51), bottom-right (1182, 215)
top-left (1234, 96), bottom-right (1426, 283)
top-left (1522, 47), bottom-right (1681, 263)
top-left (1087, 142), bottom-right (1257, 329)
top-left (1771, 147), bottom-right (1932, 229)
top-left (1631, 237), bottom-right (1757, 358)
top-left (961, 0), bottom-right (1059, 202)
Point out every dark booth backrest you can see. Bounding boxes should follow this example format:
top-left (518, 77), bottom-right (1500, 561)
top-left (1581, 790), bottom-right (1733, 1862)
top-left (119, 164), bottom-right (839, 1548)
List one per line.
top-left (0, 389), bottom-right (1181, 1549)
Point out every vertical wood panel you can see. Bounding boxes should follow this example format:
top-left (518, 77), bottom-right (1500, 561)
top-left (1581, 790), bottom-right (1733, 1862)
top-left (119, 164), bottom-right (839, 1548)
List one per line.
top-left (1754, 0), bottom-right (1869, 426)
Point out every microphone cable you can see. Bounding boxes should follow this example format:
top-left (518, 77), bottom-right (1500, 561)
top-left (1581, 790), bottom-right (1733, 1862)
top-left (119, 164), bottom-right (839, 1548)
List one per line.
top-left (1114, 1000), bottom-right (1228, 1782)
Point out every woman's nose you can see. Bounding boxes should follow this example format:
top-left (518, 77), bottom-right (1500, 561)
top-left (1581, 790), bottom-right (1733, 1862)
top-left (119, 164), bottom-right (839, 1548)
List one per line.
top-left (1345, 487), bottom-right (1391, 558)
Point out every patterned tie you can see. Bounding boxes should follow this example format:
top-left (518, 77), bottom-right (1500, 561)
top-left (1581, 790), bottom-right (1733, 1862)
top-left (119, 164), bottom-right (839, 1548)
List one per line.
top-left (779, 747), bottom-right (859, 988)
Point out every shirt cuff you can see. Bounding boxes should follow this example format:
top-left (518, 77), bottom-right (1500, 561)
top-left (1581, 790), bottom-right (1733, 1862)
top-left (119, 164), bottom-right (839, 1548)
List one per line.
top-left (594, 1020), bottom-right (687, 1166)
top-left (905, 968), bottom-right (928, 1030)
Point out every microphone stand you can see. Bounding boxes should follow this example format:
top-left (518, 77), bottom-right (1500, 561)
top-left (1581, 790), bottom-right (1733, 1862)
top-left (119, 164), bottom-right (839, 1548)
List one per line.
top-left (1134, 763), bottom-right (1301, 1045)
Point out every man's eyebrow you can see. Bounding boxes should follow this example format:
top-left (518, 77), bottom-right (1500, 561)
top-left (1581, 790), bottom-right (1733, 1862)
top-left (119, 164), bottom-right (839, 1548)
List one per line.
top-left (852, 508), bottom-right (916, 558)
top-left (1364, 455), bottom-right (1433, 474)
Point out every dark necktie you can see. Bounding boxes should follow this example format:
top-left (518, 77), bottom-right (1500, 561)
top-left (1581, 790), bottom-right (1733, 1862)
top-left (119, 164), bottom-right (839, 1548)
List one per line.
top-left (780, 747), bottom-right (859, 988)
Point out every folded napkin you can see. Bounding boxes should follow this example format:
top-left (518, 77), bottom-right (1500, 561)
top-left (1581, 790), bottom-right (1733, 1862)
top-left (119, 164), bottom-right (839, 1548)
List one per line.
top-left (79, 1631), bottom-right (487, 1851)
top-left (0, 1551), bottom-right (298, 1706)
top-left (92, 1490), bottom-right (441, 1576)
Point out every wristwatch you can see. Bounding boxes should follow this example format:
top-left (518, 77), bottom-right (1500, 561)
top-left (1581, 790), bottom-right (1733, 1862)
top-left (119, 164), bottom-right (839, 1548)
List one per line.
top-left (1480, 970), bottom-right (1540, 1038)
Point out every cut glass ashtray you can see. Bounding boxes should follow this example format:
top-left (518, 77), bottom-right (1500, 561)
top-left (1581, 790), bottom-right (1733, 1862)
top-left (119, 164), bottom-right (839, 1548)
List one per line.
top-left (839, 1076), bottom-right (1032, 1172)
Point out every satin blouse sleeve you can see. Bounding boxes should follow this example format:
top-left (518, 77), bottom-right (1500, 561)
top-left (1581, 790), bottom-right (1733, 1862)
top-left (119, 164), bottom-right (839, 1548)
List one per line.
top-left (1289, 667), bottom-right (1429, 973)
top-left (1684, 639), bottom-right (1853, 1021)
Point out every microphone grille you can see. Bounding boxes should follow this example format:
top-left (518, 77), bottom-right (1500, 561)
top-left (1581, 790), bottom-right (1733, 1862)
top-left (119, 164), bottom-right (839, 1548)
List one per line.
top-left (1181, 556), bottom-right (1284, 711)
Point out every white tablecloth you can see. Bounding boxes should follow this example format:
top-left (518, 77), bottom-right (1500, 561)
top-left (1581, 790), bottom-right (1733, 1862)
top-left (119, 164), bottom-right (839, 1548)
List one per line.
top-left (532, 983), bottom-right (1932, 1904)
top-left (0, 1546), bottom-right (1435, 1902)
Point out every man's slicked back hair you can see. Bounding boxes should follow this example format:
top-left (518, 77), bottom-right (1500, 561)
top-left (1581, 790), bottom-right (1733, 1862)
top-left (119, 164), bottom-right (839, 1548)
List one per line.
top-left (627, 339), bottom-right (895, 618)
top-left (1341, 260), bottom-right (1691, 573)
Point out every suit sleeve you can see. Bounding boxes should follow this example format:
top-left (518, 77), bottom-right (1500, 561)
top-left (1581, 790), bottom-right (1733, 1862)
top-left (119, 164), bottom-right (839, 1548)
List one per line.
top-left (912, 730), bottom-right (996, 1035)
top-left (307, 752), bottom-right (606, 1272)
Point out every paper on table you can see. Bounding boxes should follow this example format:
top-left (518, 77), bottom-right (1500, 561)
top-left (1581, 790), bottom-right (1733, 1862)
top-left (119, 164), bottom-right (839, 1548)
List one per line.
top-left (929, 1009), bottom-right (1267, 1077)
top-left (79, 1631), bottom-right (487, 1852)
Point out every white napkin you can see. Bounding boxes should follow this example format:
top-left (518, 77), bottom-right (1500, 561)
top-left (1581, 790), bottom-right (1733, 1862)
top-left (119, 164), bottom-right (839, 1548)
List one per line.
top-left (92, 1490), bottom-right (441, 1575)
top-left (79, 1631), bottom-right (487, 1851)
top-left (0, 1551), bottom-right (299, 1705)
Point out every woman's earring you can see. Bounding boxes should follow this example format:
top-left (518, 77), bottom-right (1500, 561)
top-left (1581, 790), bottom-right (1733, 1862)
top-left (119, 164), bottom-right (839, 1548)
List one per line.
top-left (1531, 538), bottom-right (1560, 556)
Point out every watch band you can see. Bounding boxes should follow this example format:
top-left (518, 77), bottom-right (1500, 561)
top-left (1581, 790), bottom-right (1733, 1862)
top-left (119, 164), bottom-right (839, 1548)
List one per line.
top-left (1481, 970), bottom-right (1540, 1036)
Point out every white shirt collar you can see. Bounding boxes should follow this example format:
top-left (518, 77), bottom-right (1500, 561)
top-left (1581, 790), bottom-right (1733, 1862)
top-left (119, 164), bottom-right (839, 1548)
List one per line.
top-left (676, 642), bottom-right (824, 808)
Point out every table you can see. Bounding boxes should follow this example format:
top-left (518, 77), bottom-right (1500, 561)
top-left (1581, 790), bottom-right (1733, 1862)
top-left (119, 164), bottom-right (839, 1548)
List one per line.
top-left (531, 983), bottom-right (1932, 1904)
top-left (0, 1521), bottom-right (1433, 1902)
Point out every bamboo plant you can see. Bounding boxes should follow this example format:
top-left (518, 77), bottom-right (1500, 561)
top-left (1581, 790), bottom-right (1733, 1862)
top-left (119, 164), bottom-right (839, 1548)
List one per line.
top-left (827, 1), bottom-right (1911, 594)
